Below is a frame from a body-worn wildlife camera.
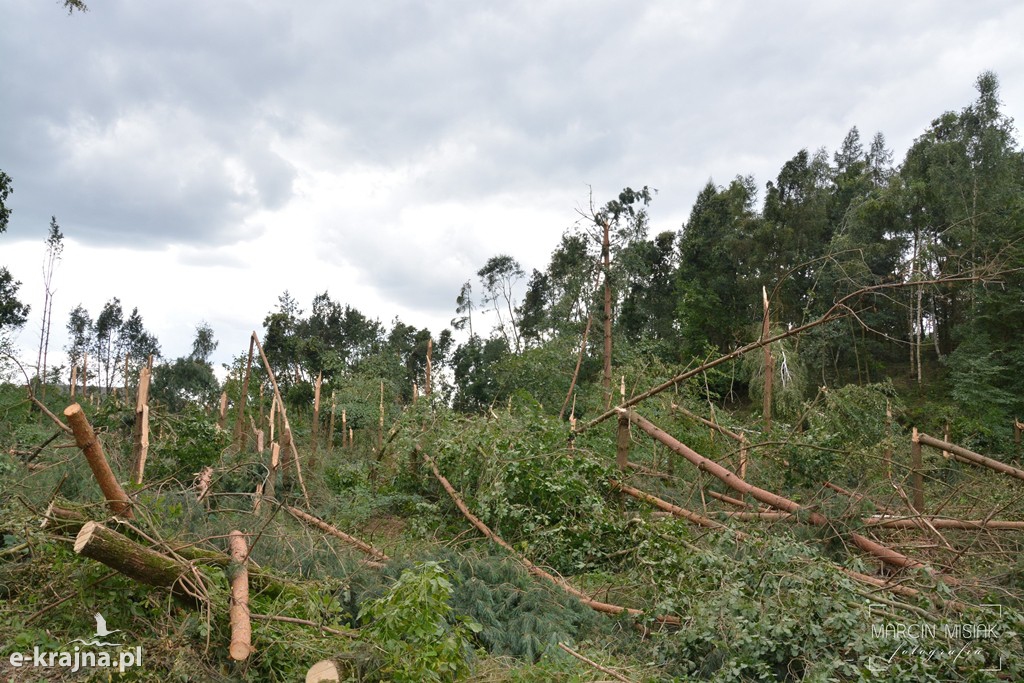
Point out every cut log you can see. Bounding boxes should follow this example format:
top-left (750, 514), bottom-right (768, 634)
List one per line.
top-left (74, 522), bottom-right (196, 601)
top-left (63, 403), bottom-right (133, 518)
top-left (228, 530), bottom-right (252, 661)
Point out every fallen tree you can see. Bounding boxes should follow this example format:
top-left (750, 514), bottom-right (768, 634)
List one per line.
top-left (423, 450), bottom-right (681, 626)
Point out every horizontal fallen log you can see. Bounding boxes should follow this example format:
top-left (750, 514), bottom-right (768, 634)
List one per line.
top-left (917, 432), bottom-right (1024, 483)
top-left (74, 521), bottom-right (200, 603)
top-left (625, 410), bottom-right (951, 580)
top-left (42, 501), bottom-right (300, 598)
top-left (424, 451), bottom-right (680, 626)
top-left (284, 505), bottom-right (390, 566)
top-left (714, 510), bottom-right (1024, 531)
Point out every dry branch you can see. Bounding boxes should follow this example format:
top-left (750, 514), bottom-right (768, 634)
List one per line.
top-left (557, 642), bottom-right (633, 682)
top-left (130, 364), bottom-right (150, 485)
top-left (423, 451), bottom-right (680, 626)
top-left (64, 403), bottom-right (133, 518)
top-left (228, 530), bottom-right (252, 661)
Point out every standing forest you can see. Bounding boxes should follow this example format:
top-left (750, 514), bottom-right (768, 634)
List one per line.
top-left (1, 72), bottom-right (1024, 682)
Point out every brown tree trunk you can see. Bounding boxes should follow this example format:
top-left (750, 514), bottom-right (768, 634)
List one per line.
top-left (251, 332), bottom-right (310, 507)
top-left (312, 371), bottom-right (322, 457)
top-left (918, 431), bottom-right (1024, 482)
top-left (74, 522), bottom-right (195, 600)
top-left (911, 428), bottom-right (925, 511)
top-left (762, 287), bottom-right (773, 430)
top-left (64, 403), bottom-right (133, 518)
top-left (425, 338), bottom-right (432, 397)
top-left (284, 506), bottom-right (389, 564)
top-left (130, 366), bottom-right (151, 485)
top-left (626, 410), bottom-right (944, 578)
top-left (423, 451), bottom-right (679, 626)
top-left (559, 311), bottom-right (593, 421)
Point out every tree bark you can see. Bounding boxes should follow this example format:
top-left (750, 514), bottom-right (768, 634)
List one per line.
top-left (74, 522), bottom-right (195, 600)
top-left (911, 428), bottom-right (925, 511)
top-left (425, 338), bottom-right (432, 397)
top-left (761, 287), bottom-right (773, 430)
top-left (559, 311), bottom-right (593, 421)
top-left (284, 506), bottom-right (390, 565)
top-left (64, 403), bottom-right (133, 518)
top-left (312, 371), bottom-right (322, 456)
top-left (610, 480), bottom-right (734, 533)
top-left (251, 332), bottom-right (310, 507)
top-left (601, 220), bottom-right (613, 411)
top-left (130, 365), bottom-right (151, 485)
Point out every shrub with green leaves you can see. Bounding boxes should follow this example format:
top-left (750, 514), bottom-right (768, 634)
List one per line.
top-left (150, 408), bottom-right (230, 479)
top-left (359, 561), bottom-right (481, 682)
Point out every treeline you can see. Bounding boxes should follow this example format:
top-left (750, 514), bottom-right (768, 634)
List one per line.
top-left (3, 72), bottom-right (1021, 433)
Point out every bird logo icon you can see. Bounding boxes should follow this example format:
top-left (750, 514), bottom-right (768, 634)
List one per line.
top-left (69, 612), bottom-right (123, 647)
top-left (93, 613), bottom-right (121, 639)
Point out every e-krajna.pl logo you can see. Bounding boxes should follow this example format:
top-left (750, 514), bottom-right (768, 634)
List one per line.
top-left (8, 612), bottom-right (143, 674)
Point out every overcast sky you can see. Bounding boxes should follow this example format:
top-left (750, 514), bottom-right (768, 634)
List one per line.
top-left (2, 0), bottom-right (1022, 376)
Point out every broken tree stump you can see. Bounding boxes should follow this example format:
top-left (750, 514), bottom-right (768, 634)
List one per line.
top-left (130, 365), bottom-right (151, 485)
top-left (228, 530), bottom-right (252, 661)
top-left (64, 403), bottom-right (133, 518)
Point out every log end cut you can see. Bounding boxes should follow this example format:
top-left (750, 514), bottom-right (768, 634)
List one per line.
top-left (73, 521), bottom-right (100, 554)
top-left (306, 660), bottom-right (341, 683)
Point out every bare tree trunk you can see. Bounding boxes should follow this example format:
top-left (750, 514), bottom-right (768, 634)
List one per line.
top-left (251, 332), bottom-right (310, 507)
top-left (312, 370), bottom-right (322, 456)
top-left (911, 428), bottom-right (925, 512)
top-left (559, 310), bottom-right (593, 421)
top-left (601, 220), bottom-right (613, 411)
top-left (425, 338), bottom-right (432, 397)
top-left (762, 287), bottom-right (773, 430)
top-left (626, 409), bottom-right (945, 577)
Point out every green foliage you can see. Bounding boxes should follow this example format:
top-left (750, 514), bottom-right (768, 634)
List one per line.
top-left (150, 408), bottom-right (230, 479)
top-left (359, 561), bottom-right (480, 682)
